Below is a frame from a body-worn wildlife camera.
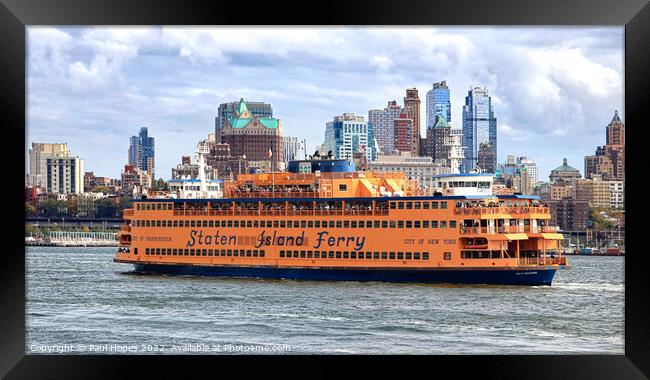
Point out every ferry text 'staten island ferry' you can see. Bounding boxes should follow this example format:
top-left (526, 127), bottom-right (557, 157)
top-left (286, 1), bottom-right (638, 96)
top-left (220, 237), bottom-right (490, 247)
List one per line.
top-left (114, 158), bottom-right (568, 285)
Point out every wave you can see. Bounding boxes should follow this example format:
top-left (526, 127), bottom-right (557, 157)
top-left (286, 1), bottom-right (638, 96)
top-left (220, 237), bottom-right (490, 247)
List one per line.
top-left (553, 282), bottom-right (624, 292)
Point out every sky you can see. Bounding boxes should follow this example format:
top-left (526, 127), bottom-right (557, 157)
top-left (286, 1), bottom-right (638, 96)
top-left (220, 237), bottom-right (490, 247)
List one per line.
top-left (26, 26), bottom-right (624, 181)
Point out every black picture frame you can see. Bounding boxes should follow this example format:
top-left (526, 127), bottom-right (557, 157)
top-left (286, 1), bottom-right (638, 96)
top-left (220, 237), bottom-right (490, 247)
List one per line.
top-left (2, 0), bottom-right (648, 378)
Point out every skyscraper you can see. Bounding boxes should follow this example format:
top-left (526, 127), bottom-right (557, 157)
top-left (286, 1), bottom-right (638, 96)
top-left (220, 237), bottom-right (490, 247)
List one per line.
top-left (28, 143), bottom-right (70, 187)
top-left (462, 87), bottom-right (497, 172)
top-left (477, 142), bottom-right (495, 173)
top-left (425, 80), bottom-right (451, 129)
top-left (219, 98), bottom-right (284, 171)
top-left (368, 100), bottom-right (403, 154)
top-left (403, 88), bottom-right (421, 156)
top-left (393, 113), bottom-right (414, 154)
top-left (323, 113), bottom-right (375, 161)
top-left (215, 100), bottom-right (273, 142)
top-left (128, 127), bottom-right (155, 179)
top-left (584, 110), bottom-right (625, 181)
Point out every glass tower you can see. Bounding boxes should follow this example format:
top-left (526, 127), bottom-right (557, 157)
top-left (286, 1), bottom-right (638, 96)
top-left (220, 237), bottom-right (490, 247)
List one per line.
top-left (462, 87), bottom-right (496, 173)
top-left (426, 80), bottom-right (451, 129)
top-left (128, 127), bottom-right (155, 178)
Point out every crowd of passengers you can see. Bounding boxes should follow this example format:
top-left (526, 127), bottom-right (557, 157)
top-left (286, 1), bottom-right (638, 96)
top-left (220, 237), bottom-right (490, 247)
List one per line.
top-left (233, 184), bottom-right (319, 193)
top-left (456, 200), bottom-right (548, 208)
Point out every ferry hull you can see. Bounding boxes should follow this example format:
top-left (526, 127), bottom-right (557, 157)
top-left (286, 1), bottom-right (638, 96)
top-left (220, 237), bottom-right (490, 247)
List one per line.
top-left (131, 263), bottom-right (557, 286)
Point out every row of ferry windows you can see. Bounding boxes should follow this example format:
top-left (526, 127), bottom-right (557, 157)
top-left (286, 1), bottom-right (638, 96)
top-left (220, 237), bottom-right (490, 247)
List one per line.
top-left (134, 219), bottom-right (458, 229)
top-left (135, 201), bottom-right (448, 211)
top-left (279, 250), bottom-right (433, 260)
top-left (145, 248), bottom-right (266, 257)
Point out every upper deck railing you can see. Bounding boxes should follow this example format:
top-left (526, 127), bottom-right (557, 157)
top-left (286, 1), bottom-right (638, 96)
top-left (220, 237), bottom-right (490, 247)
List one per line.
top-left (460, 225), bottom-right (559, 235)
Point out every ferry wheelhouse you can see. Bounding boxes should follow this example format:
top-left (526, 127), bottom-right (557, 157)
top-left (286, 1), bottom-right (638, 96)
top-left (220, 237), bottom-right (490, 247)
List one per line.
top-left (114, 158), bottom-right (567, 285)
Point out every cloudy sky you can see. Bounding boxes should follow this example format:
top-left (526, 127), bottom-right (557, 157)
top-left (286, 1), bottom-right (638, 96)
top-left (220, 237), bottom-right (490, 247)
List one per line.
top-left (27, 26), bottom-right (623, 181)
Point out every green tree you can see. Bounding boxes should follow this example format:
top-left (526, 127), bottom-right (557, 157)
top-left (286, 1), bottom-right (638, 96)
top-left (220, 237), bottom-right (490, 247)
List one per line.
top-left (91, 186), bottom-right (111, 194)
top-left (41, 200), bottom-right (67, 217)
top-left (95, 198), bottom-right (117, 218)
top-left (25, 202), bottom-right (37, 216)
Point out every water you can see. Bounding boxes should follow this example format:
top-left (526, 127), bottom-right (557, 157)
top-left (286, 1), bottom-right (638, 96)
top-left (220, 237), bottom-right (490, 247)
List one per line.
top-left (26, 247), bottom-right (624, 354)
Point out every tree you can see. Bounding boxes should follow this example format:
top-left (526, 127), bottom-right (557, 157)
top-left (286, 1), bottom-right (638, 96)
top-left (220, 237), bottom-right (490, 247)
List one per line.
top-left (91, 186), bottom-right (111, 194)
top-left (40, 200), bottom-right (67, 217)
top-left (152, 178), bottom-right (168, 191)
top-left (25, 202), bottom-right (37, 216)
top-left (95, 198), bottom-right (117, 218)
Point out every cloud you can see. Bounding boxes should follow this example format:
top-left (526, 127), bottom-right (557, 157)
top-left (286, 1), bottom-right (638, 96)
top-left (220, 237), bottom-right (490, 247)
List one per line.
top-left (27, 26), bottom-right (623, 180)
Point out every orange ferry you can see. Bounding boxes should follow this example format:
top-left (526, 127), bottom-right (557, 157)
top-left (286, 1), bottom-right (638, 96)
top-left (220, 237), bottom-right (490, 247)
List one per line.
top-left (114, 158), bottom-right (567, 285)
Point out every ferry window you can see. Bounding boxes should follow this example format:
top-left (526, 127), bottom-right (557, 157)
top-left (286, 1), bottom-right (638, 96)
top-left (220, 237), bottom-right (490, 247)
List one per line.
top-left (247, 221), bottom-right (252, 228)
top-left (315, 221), bottom-right (320, 228)
top-left (260, 250), bottom-right (265, 257)
top-left (389, 252), bottom-right (396, 260)
top-left (190, 221), bottom-right (196, 228)
top-left (253, 221), bottom-right (259, 228)
top-left (281, 221), bottom-right (286, 228)
top-left (232, 250), bottom-right (238, 257)
top-left (423, 202), bottom-right (430, 210)
top-left (207, 249), bottom-right (213, 256)
top-left (406, 202), bottom-right (413, 209)
top-left (307, 251), bottom-right (313, 258)
top-left (273, 221), bottom-right (279, 228)
top-left (336, 221), bottom-right (342, 228)
top-left (156, 220), bottom-right (161, 227)
top-left (145, 248), bottom-right (149, 255)
top-left (414, 252), bottom-right (420, 260)
top-left (156, 248), bottom-right (161, 255)
top-left (173, 220), bottom-right (178, 227)
top-left (431, 221), bottom-right (438, 228)
top-left (208, 221), bottom-right (213, 228)
top-left (280, 250), bottom-right (285, 258)
top-left (398, 202), bottom-right (404, 209)
top-left (423, 221), bottom-right (430, 228)
top-left (300, 251), bottom-right (306, 258)
top-left (390, 202), bottom-right (396, 209)
top-left (156, 204), bottom-right (161, 210)
top-left (366, 221), bottom-right (373, 228)
top-left (308, 221), bottom-right (313, 228)
top-left (441, 202), bottom-right (448, 209)
top-left (450, 221), bottom-right (457, 228)
top-left (382, 221), bottom-right (388, 228)
top-left (227, 249), bottom-right (232, 256)
top-left (253, 250), bottom-right (259, 257)
top-left (440, 221), bottom-right (448, 228)
top-left (389, 221), bottom-right (396, 228)
top-left (423, 252), bottom-right (430, 260)
top-left (398, 221), bottom-right (404, 228)
top-left (374, 221), bottom-right (380, 228)
top-left (397, 252), bottom-right (404, 260)
top-left (374, 252), bottom-right (380, 259)
top-left (358, 221), bottom-right (365, 228)
top-left (351, 221), bottom-right (357, 228)
top-left (234, 221), bottom-right (239, 228)
top-left (336, 251), bottom-right (342, 259)
top-left (432, 202), bottom-right (439, 209)
top-left (314, 251), bottom-right (320, 258)
top-left (343, 252), bottom-right (349, 259)
top-left (350, 252), bottom-right (356, 259)
top-left (293, 251), bottom-right (299, 258)
top-left (329, 221), bottom-right (335, 228)
top-left (406, 221), bottom-right (412, 228)
top-left (221, 250), bottom-right (226, 256)
top-left (406, 252), bottom-right (412, 260)
top-left (227, 220), bottom-right (232, 227)
top-left (172, 249), bottom-right (177, 255)
top-left (414, 221), bottom-right (421, 228)
top-left (301, 221), bottom-right (307, 228)
top-left (344, 221), bottom-right (350, 228)
top-left (381, 252), bottom-right (388, 260)
top-left (202, 249), bottom-right (207, 256)
top-left (328, 251), bottom-right (335, 259)
top-left (185, 221), bottom-right (190, 227)
top-left (161, 220), bottom-right (166, 227)
top-left (414, 202), bottom-right (421, 209)
top-left (339, 184), bottom-right (347, 192)
top-left (188, 249), bottom-right (194, 256)
top-left (444, 252), bottom-right (452, 260)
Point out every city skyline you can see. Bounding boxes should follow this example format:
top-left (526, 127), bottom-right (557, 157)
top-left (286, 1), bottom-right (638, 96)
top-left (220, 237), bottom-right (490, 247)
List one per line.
top-left (26, 26), bottom-right (623, 180)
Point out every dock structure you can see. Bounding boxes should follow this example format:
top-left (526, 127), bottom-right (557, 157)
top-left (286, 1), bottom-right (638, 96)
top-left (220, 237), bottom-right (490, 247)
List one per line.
top-left (26, 231), bottom-right (117, 247)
